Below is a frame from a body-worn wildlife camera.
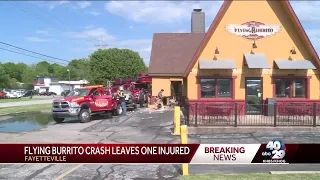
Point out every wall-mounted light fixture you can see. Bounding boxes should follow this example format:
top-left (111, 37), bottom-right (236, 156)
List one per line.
top-left (252, 40), bottom-right (257, 48)
top-left (290, 47), bottom-right (296, 54)
top-left (214, 47), bottom-right (219, 54)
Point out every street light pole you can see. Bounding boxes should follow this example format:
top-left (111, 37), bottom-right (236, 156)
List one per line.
top-left (67, 69), bottom-right (70, 91)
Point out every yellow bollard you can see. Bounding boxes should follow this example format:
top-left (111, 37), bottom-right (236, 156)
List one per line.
top-left (180, 125), bottom-right (187, 144)
top-left (173, 106), bottom-right (181, 135)
top-left (180, 125), bottom-right (189, 176)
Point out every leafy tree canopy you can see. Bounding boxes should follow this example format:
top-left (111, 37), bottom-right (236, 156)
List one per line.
top-left (89, 48), bottom-right (147, 85)
top-left (0, 48), bottom-right (148, 89)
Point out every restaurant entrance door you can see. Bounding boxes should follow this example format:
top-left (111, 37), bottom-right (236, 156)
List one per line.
top-left (245, 78), bottom-right (263, 115)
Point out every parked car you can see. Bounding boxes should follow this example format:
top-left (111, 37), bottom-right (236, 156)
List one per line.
top-left (48, 92), bottom-right (57, 96)
top-left (6, 92), bottom-right (17, 99)
top-left (16, 93), bottom-right (22, 98)
top-left (16, 90), bottom-right (25, 95)
top-left (23, 91), bottom-right (34, 97)
top-left (39, 92), bottom-right (49, 96)
top-left (12, 91), bottom-right (22, 98)
top-left (61, 90), bottom-right (70, 97)
top-left (0, 91), bottom-right (4, 99)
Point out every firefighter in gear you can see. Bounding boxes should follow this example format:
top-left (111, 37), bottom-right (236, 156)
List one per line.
top-left (118, 86), bottom-right (127, 115)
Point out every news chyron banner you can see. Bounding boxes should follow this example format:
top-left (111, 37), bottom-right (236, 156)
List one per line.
top-left (0, 141), bottom-right (318, 164)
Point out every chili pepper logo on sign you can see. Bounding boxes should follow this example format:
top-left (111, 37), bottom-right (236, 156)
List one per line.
top-left (95, 99), bottom-right (108, 107)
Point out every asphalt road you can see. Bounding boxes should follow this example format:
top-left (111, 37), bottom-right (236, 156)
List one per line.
top-left (0, 109), bottom-right (320, 179)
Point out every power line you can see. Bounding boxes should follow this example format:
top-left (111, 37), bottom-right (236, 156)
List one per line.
top-left (16, 2), bottom-right (103, 49)
top-left (0, 47), bottom-right (68, 65)
top-left (29, 2), bottom-right (71, 31)
top-left (4, 2), bottom-right (72, 64)
top-left (5, 2), bottom-right (98, 64)
top-left (8, 2), bottom-right (65, 34)
top-left (0, 41), bottom-right (70, 63)
top-left (9, 2), bottom-right (101, 52)
top-left (11, 2), bottom-right (99, 47)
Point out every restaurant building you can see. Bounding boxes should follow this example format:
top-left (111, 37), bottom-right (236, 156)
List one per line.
top-left (148, 0), bottom-right (320, 114)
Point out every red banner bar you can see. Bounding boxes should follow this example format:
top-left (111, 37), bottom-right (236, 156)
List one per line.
top-left (0, 144), bottom-right (199, 163)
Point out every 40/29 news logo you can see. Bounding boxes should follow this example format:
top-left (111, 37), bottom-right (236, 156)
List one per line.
top-left (262, 140), bottom-right (286, 163)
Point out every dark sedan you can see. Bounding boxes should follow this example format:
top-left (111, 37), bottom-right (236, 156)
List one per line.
top-left (39, 92), bottom-right (49, 96)
top-left (61, 90), bottom-right (70, 97)
top-left (23, 91), bottom-right (34, 97)
top-left (48, 92), bottom-right (57, 96)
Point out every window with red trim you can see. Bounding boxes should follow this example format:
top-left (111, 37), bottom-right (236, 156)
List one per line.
top-left (275, 79), bottom-right (306, 98)
top-left (200, 78), bottom-right (232, 98)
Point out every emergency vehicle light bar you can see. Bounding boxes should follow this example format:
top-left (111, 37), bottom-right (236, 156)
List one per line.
top-left (82, 85), bottom-right (104, 88)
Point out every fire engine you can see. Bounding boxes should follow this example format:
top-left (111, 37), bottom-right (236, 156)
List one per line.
top-left (112, 73), bottom-right (151, 104)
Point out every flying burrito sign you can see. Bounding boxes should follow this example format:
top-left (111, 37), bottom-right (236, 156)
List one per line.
top-left (225, 21), bottom-right (281, 40)
top-left (95, 99), bottom-right (108, 107)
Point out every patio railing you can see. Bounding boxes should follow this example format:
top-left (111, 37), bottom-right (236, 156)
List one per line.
top-left (182, 102), bottom-right (320, 127)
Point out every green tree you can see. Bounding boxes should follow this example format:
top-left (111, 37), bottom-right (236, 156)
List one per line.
top-left (21, 64), bottom-right (37, 89)
top-left (2, 62), bottom-right (18, 80)
top-left (89, 48), bottom-right (147, 84)
top-left (51, 63), bottom-right (68, 80)
top-left (15, 62), bottom-right (28, 82)
top-left (8, 78), bottom-right (20, 89)
top-left (2, 62), bottom-right (28, 83)
top-left (0, 63), bottom-right (9, 89)
top-left (34, 61), bottom-right (50, 76)
top-left (68, 58), bottom-right (89, 80)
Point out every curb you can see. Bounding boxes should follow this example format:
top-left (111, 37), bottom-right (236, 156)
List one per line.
top-left (270, 171), bottom-right (320, 174)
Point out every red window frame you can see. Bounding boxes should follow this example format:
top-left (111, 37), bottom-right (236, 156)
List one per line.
top-left (272, 76), bottom-right (311, 100)
top-left (197, 76), bottom-right (236, 100)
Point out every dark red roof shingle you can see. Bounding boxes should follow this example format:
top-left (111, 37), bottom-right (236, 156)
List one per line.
top-left (148, 33), bottom-right (205, 76)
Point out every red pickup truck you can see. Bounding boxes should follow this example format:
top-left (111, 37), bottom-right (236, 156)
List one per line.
top-left (52, 85), bottom-right (122, 123)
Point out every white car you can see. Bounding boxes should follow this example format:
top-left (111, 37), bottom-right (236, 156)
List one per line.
top-left (6, 92), bottom-right (17, 99)
top-left (16, 92), bottom-right (22, 98)
top-left (10, 91), bottom-right (22, 98)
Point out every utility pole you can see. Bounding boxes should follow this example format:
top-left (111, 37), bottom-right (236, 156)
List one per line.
top-left (67, 69), bottom-right (71, 91)
top-left (95, 37), bottom-right (108, 49)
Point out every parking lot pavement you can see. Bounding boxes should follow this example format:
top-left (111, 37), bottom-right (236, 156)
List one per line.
top-left (1, 109), bottom-right (320, 179)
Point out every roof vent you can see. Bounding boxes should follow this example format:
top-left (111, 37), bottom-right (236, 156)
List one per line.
top-left (193, 9), bottom-right (202, 12)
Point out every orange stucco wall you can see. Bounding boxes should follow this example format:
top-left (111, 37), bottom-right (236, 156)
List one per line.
top-left (152, 77), bottom-right (184, 97)
top-left (187, 0), bottom-right (320, 101)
